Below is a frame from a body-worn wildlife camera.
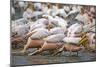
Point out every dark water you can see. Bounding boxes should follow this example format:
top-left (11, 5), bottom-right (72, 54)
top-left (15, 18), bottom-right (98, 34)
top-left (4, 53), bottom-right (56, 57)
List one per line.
top-left (11, 49), bottom-right (96, 66)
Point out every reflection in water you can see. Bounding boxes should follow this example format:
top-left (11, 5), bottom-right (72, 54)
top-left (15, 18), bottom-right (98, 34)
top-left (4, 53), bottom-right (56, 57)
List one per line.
top-left (11, 50), bottom-right (96, 66)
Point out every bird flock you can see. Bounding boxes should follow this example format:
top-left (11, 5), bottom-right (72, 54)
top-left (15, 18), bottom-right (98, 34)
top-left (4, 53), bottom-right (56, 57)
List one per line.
top-left (11, 1), bottom-right (96, 56)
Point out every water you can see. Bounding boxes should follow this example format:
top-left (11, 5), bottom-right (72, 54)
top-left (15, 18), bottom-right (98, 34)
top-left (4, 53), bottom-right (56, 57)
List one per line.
top-left (11, 49), bottom-right (96, 66)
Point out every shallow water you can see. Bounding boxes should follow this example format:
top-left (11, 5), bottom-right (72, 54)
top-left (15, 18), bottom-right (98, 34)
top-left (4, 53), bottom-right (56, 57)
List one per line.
top-left (11, 49), bottom-right (96, 66)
